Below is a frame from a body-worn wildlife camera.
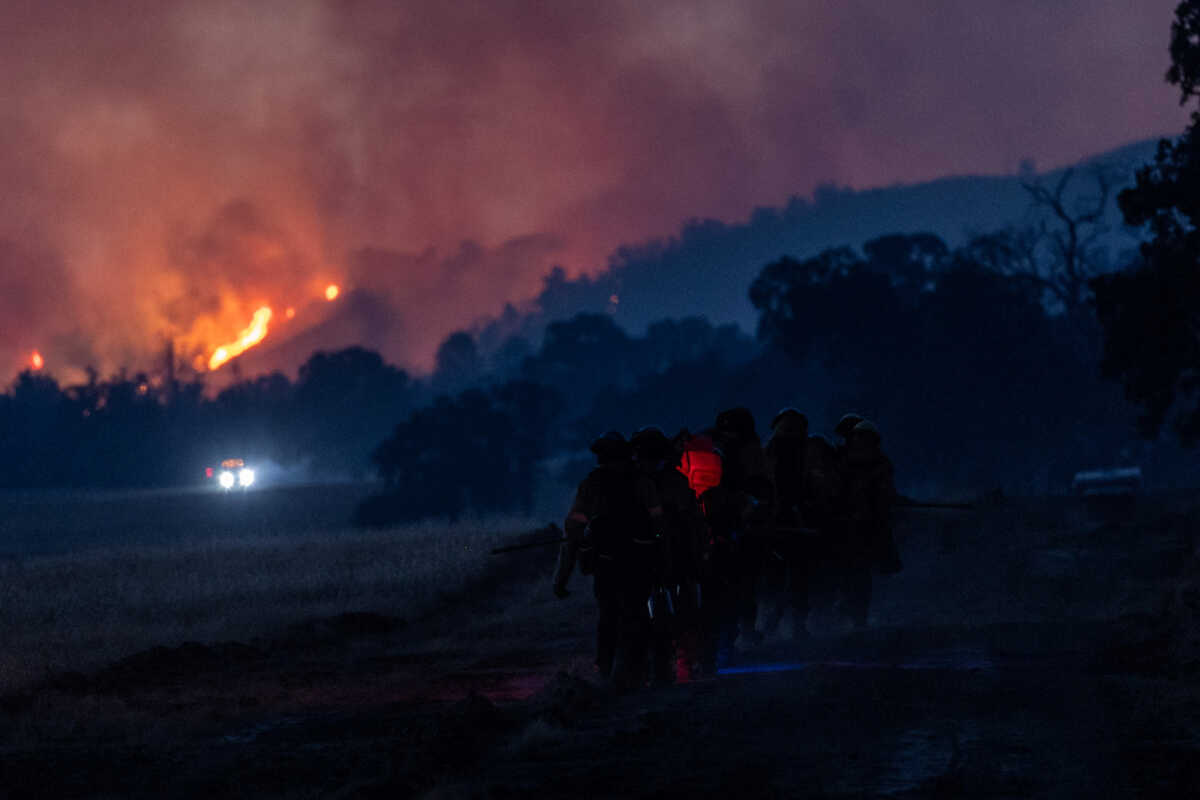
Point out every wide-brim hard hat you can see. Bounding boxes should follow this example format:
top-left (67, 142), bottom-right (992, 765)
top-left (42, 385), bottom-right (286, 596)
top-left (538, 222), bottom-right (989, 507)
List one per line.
top-left (590, 430), bottom-right (632, 459)
top-left (835, 413), bottom-right (865, 437)
top-left (851, 419), bottom-right (881, 443)
top-left (631, 425), bottom-right (671, 454)
top-left (771, 407), bottom-right (808, 432)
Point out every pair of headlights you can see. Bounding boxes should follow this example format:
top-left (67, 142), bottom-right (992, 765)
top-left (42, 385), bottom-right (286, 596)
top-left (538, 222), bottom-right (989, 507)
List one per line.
top-left (218, 468), bottom-right (255, 489)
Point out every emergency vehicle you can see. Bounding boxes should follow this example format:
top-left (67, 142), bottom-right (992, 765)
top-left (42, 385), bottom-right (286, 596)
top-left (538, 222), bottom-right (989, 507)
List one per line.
top-left (207, 458), bottom-right (256, 490)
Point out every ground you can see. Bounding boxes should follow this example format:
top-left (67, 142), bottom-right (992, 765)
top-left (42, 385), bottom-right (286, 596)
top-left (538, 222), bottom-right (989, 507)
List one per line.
top-left (0, 488), bottom-right (1198, 798)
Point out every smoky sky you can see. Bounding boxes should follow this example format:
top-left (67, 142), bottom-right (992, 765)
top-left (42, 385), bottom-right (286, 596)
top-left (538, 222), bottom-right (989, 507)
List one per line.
top-left (0, 0), bottom-right (1186, 377)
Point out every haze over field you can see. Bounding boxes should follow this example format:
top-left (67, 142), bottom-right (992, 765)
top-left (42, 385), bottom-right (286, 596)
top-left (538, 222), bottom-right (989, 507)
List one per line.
top-left (0, 0), bottom-right (1186, 380)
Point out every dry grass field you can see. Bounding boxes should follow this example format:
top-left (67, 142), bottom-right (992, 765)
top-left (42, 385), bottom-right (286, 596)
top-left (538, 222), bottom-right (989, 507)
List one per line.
top-left (0, 484), bottom-right (540, 694)
top-left (0, 487), bottom-right (1198, 798)
top-left (0, 522), bottom-right (534, 694)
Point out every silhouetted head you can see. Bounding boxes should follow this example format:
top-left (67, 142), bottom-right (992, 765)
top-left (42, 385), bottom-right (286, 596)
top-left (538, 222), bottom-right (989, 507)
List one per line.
top-left (835, 413), bottom-right (865, 439)
top-left (850, 419), bottom-right (881, 444)
top-left (771, 408), bottom-right (809, 436)
top-left (847, 420), bottom-right (882, 463)
top-left (631, 425), bottom-right (673, 464)
top-left (715, 407), bottom-right (757, 439)
top-left (672, 427), bottom-right (693, 448)
top-left (590, 430), bottom-right (632, 464)
top-left (805, 434), bottom-right (835, 462)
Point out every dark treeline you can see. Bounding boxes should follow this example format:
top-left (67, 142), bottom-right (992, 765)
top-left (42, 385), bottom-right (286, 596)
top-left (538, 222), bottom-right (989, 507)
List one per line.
top-left (0, 348), bottom-right (418, 488)
top-left (376, 215), bottom-right (1195, 515)
top-left (0, 313), bottom-right (752, 496)
top-left (1092, 0), bottom-right (1200, 448)
top-left (3, 192), bottom-right (1198, 510)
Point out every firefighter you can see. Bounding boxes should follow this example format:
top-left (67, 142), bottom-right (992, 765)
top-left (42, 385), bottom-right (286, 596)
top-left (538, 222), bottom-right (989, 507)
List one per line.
top-left (554, 431), bottom-right (665, 689)
top-left (632, 426), bottom-right (707, 683)
top-left (713, 407), bottom-right (773, 647)
top-left (833, 413), bottom-right (864, 460)
top-left (677, 429), bottom-right (739, 673)
top-left (800, 433), bottom-right (843, 621)
top-left (761, 408), bottom-right (812, 639)
top-left (802, 434), bottom-right (841, 531)
top-left (715, 407), bottom-right (771, 496)
top-left (835, 420), bottom-right (898, 629)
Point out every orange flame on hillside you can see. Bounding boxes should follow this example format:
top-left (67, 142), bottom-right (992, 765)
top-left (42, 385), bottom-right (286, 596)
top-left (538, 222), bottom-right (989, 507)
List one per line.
top-left (324, 284), bottom-right (340, 301)
top-left (208, 306), bottom-right (273, 370)
top-left (30, 350), bottom-right (44, 371)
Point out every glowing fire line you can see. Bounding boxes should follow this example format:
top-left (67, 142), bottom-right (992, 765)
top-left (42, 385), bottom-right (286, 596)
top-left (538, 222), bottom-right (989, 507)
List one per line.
top-left (208, 306), bottom-right (273, 370)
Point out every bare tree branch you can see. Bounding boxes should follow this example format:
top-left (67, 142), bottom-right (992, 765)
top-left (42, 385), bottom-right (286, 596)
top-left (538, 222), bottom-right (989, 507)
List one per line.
top-left (1012, 166), bottom-right (1115, 313)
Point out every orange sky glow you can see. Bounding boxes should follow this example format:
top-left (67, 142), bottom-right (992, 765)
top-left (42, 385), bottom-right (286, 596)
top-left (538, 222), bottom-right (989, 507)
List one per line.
top-left (0, 0), bottom-right (1187, 382)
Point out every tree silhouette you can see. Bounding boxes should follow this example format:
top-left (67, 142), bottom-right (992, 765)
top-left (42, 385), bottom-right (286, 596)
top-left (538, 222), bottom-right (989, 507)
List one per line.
top-left (966, 169), bottom-right (1116, 323)
top-left (1094, 0), bottom-right (1200, 443)
top-left (432, 331), bottom-right (483, 395)
top-left (522, 312), bottom-right (636, 403)
top-left (746, 231), bottom-right (1145, 493)
top-left (364, 380), bottom-right (563, 522)
top-left (749, 240), bottom-right (914, 372)
top-left (294, 347), bottom-right (415, 476)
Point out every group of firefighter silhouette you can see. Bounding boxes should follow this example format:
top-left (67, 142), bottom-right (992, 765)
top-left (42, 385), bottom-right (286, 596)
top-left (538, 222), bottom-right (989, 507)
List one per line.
top-left (535, 406), bottom-right (906, 689)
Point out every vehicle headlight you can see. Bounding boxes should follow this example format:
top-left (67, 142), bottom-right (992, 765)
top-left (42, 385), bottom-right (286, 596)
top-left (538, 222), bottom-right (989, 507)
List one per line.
top-left (238, 468), bottom-right (255, 487)
top-left (218, 470), bottom-right (236, 489)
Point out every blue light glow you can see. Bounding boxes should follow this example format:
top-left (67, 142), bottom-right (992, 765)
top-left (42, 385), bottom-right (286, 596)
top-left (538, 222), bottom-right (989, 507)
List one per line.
top-left (717, 662), bottom-right (809, 675)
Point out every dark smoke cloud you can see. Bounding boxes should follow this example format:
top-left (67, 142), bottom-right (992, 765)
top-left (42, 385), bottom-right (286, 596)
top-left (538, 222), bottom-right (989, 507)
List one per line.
top-left (0, 0), bottom-right (1186, 377)
top-left (348, 233), bottom-right (565, 363)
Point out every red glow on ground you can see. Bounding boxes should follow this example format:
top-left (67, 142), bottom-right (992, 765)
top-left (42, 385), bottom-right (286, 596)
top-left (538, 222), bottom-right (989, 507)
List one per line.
top-left (30, 351), bottom-right (44, 371)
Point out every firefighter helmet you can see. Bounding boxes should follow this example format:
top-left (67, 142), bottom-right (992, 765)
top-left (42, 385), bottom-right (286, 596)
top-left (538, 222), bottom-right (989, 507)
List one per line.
top-left (771, 407), bottom-right (809, 432)
top-left (851, 419), bottom-right (881, 443)
top-left (835, 413), bottom-right (865, 438)
top-left (631, 426), bottom-right (672, 459)
top-left (590, 430), bottom-right (632, 461)
top-left (715, 407), bottom-right (757, 438)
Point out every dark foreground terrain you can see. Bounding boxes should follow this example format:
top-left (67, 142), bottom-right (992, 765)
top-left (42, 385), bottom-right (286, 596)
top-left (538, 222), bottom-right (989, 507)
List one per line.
top-left (2, 492), bottom-right (1199, 798)
top-left (0, 482), bottom-right (375, 558)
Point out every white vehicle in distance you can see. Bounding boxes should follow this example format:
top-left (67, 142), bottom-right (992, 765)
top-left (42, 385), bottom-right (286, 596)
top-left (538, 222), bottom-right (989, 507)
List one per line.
top-left (207, 458), bottom-right (256, 490)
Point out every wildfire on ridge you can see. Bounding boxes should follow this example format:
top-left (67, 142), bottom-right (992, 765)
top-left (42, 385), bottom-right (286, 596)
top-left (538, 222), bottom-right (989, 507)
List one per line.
top-left (30, 350), bottom-right (44, 371)
top-left (208, 306), bottom-right (273, 371)
top-left (324, 284), bottom-right (340, 301)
